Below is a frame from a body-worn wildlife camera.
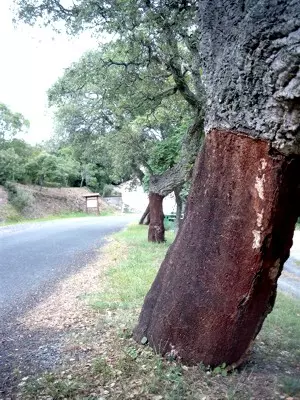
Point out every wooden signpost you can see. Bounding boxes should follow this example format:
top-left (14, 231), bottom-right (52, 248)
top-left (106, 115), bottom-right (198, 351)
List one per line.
top-left (83, 193), bottom-right (100, 214)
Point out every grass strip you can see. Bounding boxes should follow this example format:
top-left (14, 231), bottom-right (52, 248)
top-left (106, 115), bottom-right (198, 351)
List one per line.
top-left (0, 210), bottom-right (116, 226)
top-left (87, 224), bottom-right (174, 311)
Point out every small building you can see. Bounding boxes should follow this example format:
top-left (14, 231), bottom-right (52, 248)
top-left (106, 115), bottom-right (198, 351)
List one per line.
top-left (83, 193), bottom-right (101, 214)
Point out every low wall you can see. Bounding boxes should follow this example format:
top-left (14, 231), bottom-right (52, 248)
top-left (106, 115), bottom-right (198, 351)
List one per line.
top-left (103, 196), bottom-right (122, 209)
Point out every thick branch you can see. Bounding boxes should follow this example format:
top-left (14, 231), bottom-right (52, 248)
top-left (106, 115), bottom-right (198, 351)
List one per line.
top-left (133, 166), bottom-right (146, 183)
top-left (168, 60), bottom-right (200, 109)
top-left (149, 112), bottom-right (203, 196)
top-left (139, 204), bottom-right (150, 224)
top-left (157, 25), bottom-right (202, 110)
top-left (104, 59), bottom-right (143, 68)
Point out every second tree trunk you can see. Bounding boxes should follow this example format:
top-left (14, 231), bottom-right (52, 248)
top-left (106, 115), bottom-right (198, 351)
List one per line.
top-left (148, 193), bottom-right (165, 243)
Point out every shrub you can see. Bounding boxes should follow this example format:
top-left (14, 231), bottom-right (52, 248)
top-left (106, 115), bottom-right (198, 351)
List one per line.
top-left (4, 182), bottom-right (34, 212)
top-left (102, 184), bottom-right (120, 197)
top-left (4, 181), bottom-right (17, 194)
top-left (10, 190), bottom-right (33, 212)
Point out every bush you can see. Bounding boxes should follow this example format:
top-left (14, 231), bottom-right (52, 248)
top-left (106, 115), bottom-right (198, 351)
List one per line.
top-left (43, 181), bottom-right (63, 188)
top-left (4, 181), bottom-right (17, 193)
top-left (0, 203), bottom-right (22, 223)
top-left (102, 184), bottom-right (120, 197)
top-left (5, 182), bottom-right (34, 212)
top-left (10, 190), bottom-right (33, 212)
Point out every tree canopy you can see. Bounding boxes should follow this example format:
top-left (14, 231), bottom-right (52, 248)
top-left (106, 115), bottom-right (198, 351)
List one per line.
top-left (15, 0), bottom-right (204, 115)
top-left (14, 0), bottom-right (205, 242)
top-left (0, 103), bottom-right (29, 141)
top-left (0, 103), bottom-right (30, 184)
top-left (49, 40), bottom-right (195, 186)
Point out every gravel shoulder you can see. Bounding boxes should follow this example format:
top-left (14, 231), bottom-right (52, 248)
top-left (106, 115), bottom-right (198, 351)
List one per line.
top-left (0, 216), bottom-right (137, 398)
top-left (0, 251), bottom-right (106, 398)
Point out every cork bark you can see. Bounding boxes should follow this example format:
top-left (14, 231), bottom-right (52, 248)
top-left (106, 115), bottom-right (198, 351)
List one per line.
top-left (198, 0), bottom-right (300, 154)
top-left (134, 130), bottom-right (300, 366)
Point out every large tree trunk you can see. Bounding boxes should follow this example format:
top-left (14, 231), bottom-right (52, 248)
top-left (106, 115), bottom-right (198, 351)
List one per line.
top-left (134, 130), bottom-right (300, 366)
top-left (135, 0), bottom-right (300, 365)
top-left (148, 193), bottom-right (165, 243)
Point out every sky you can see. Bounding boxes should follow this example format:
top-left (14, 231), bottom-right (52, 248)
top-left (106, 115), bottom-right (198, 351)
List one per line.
top-left (0, 1), bottom-right (98, 144)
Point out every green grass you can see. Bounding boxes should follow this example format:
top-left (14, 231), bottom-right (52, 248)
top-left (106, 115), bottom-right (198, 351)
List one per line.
top-left (88, 225), bottom-right (175, 310)
top-left (0, 210), bottom-right (116, 226)
top-left (280, 376), bottom-right (300, 397)
top-left (22, 373), bottom-right (86, 399)
top-left (98, 207), bottom-right (117, 216)
top-left (259, 291), bottom-right (300, 360)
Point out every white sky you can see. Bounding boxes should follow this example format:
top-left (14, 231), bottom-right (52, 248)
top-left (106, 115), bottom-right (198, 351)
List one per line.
top-left (0, 0), bottom-right (98, 144)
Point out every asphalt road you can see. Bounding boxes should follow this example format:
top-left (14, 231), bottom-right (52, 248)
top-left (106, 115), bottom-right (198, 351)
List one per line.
top-left (0, 215), bottom-right (137, 319)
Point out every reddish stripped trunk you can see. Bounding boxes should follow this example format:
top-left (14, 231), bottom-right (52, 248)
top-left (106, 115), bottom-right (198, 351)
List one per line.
top-left (134, 130), bottom-right (300, 366)
top-left (148, 193), bottom-right (165, 243)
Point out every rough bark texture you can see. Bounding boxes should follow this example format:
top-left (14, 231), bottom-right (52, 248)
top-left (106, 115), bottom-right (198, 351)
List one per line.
top-left (198, 0), bottom-right (300, 154)
top-left (148, 193), bottom-right (165, 243)
top-left (134, 130), bottom-right (300, 366)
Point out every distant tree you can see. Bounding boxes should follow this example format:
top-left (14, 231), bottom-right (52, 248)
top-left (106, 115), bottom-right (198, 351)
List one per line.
top-left (48, 129), bottom-right (116, 192)
top-left (0, 104), bottom-right (30, 183)
top-left (0, 148), bottom-right (21, 184)
top-left (25, 152), bottom-right (80, 187)
top-left (25, 153), bottom-right (55, 186)
top-left (14, 0), bottom-right (205, 242)
top-left (0, 103), bottom-right (29, 141)
top-left (55, 147), bottom-right (81, 186)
